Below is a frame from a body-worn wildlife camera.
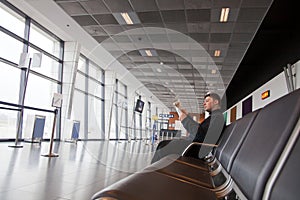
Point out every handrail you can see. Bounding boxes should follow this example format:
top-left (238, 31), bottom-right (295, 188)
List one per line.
top-left (0, 100), bottom-right (55, 113)
top-left (0, 106), bottom-right (21, 111)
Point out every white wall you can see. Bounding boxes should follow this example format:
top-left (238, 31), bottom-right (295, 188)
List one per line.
top-left (295, 60), bottom-right (300, 89)
top-left (225, 65), bottom-right (295, 124)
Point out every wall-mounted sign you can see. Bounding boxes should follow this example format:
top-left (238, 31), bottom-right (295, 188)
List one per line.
top-left (159, 114), bottom-right (174, 118)
top-left (261, 90), bottom-right (270, 100)
top-left (152, 115), bottom-right (158, 121)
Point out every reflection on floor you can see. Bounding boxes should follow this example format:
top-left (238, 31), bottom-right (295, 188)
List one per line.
top-left (0, 140), bottom-right (156, 200)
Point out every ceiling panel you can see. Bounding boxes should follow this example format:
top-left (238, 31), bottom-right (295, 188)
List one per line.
top-left (103, 0), bottom-right (133, 12)
top-left (93, 14), bottom-right (119, 25)
top-left (237, 8), bottom-right (269, 22)
top-left (57, 2), bottom-right (87, 16)
top-left (210, 22), bottom-right (235, 33)
top-left (161, 10), bottom-right (186, 23)
top-left (130, 0), bottom-right (159, 12)
top-left (83, 25), bottom-right (107, 36)
top-left (184, 0), bottom-right (212, 9)
top-left (156, 0), bottom-right (185, 10)
top-left (137, 11), bottom-right (162, 24)
top-left (72, 15), bottom-right (98, 26)
top-left (186, 9), bottom-right (211, 22)
top-left (187, 22), bottom-right (210, 33)
top-left (80, 0), bottom-right (110, 14)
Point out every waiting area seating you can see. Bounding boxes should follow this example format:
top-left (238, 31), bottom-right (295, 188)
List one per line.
top-left (92, 88), bottom-right (300, 200)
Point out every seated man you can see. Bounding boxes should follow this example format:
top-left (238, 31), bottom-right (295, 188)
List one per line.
top-left (151, 92), bottom-right (225, 163)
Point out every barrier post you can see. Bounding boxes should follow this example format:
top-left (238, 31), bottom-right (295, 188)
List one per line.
top-left (42, 109), bottom-right (59, 157)
top-left (8, 57), bottom-right (32, 148)
top-left (9, 53), bottom-right (42, 148)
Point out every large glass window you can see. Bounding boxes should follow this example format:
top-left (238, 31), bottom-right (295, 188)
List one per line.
top-left (117, 80), bottom-right (128, 139)
top-left (88, 79), bottom-right (102, 98)
top-left (134, 95), bottom-right (143, 139)
top-left (110, 98), bottom-right (117, 139)
top-left (0, 1), bottom-right (63, 140)
top-left (72, 55), bottom-right (105, 140)
top-left (24, 73), bottom-right (58, 110)
top-left (0, 31), bottom-right (23, 63)
top-left (29, 23), bottom-right (61, 58)
top-left (88, 96), bottom-right (104, 139)
top-left (75, 72), bottom-right (86, 91)
top-left (89, 62), bottom-right (103, 81)
top-left (28, 47), bottom-right (61, 81)
top-left (146, 102), bottom-right (151, 140)
top-left (0, 62), bottom-right (21, 104)
top-left (71, 90), bottom-right (85, 138)
top-left (0, 4), bottom-right (25, 38)
top-left (109, 79), bottom-right (128, 140)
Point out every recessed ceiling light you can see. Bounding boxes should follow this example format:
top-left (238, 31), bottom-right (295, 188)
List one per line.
top-left (113, 12), bottom-right (141, 25)
top-left (211, 69), bottom-right (217, 74)
top-left (214, 50), bottom-right (221, 57)
top-left (160, 62), bottom-right (164, 65)
top-left (121, 12), bottom-right (133, 24)
top-left (145, 50), bottom-right (153, 56)
top-left (139, 49), bottom-right (157, 57)
top-left (220, 8), bottom-right (230, 22)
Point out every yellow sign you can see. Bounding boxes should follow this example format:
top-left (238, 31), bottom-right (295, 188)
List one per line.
top-left (152, 115), bottom-right (158, 121)
top-left (261, 90), bottom-right (270, 100)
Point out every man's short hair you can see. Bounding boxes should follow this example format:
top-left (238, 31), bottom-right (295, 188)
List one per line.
top-left (204, 92), bottom-right (221, 105)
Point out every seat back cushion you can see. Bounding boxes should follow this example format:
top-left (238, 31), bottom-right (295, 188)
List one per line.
top-left (230, 89), bottom-right (300, 200)
top-left (269, 132), bottom-right (300, 200)
top-left (218, 110), bottom-right (259, 171)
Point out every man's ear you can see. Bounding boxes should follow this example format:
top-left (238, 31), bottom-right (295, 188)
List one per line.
top-left (213, 99), bottom-right (219, 106)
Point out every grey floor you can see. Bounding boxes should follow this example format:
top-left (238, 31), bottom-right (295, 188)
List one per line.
top-left (0, 140), bottom-right (156, 200)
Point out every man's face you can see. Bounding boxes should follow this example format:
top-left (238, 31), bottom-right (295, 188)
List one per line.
top-left (203, 96), bottom-right (218, 112)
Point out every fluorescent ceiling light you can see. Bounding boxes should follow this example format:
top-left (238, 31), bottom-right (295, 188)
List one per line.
top-left (145, 50), bottom-right (153, 56)
top-left (220, 8), bottom-right (230, 22)
top-left (139, 49), bottom-right (158, 57)
top-left (121, 12), bottom-right (133, 24)
top-left (113, 12), bottom-right (140, 25)
top-left (214, 50), bottom-right (221, 57)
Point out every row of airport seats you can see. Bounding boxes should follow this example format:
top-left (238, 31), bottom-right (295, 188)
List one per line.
top-left (91, 88), bottom-right (300, 200)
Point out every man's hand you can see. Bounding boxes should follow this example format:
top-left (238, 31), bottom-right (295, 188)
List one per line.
top-left (173, 101), bottom-right (188, 121)
top-left (179, 108), bottom-right (188, 121)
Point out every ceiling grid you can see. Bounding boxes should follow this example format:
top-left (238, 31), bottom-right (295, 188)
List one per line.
top-left (55, 0), bottom-right (273, 112)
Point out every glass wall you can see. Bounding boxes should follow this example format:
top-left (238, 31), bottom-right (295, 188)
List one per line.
top-left (71, 55), bottom-right (105, 140)
top-left (109, 79), bottom-right (128, 140)
top-left (134, 95), bottom-right (143, 139)
top-left (146, 101), bottom-right (152, 140)
top-left (116, 80), bottom-right (128, 139)
top-left (0, 1), bottom-right (63, 139)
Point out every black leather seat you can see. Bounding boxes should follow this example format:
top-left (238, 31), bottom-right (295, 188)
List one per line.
top-left (230, 88), bottom-right (300, 200)
top-left (143, 110), bottom-right (260, 189)
top-left (267, 128), bottom-right (300, 200)
top-left (92, 171), bottom-right (217, 200)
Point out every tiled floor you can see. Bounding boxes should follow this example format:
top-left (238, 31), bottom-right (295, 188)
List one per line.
top-left (0, 140), bottom-right (156, 200)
